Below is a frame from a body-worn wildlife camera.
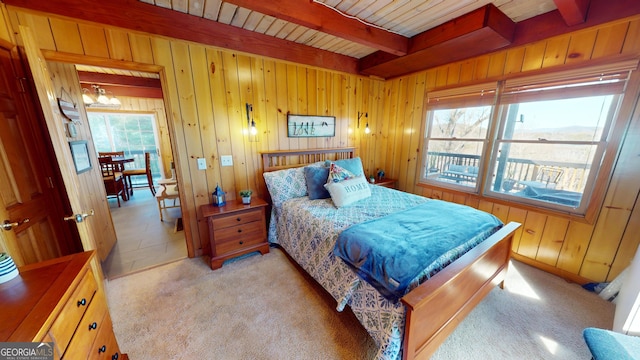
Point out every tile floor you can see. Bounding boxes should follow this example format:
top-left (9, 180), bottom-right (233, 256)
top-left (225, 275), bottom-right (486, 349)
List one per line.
top-left (101, 186), bottom-right (188, 279)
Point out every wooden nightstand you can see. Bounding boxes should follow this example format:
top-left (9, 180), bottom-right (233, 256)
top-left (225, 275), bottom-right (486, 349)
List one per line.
top-left (373, 177), bottom-right (398, 188)
top-left (200, 198), bottom-right (270, 270)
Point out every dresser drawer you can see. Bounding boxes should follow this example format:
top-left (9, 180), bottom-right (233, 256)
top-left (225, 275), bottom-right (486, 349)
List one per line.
top-left (211, 209), bottom-right (262, 229)
top-left (63, 291), bottom-right (107, 359)
top-left (49, 268), bottom-right (98, 355)
top-left (213, 222), bottom-right (265, 255)
top-left (89, 312), bottom-right (121, 360)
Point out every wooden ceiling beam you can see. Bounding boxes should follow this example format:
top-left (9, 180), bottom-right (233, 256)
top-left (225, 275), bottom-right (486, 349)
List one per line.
top-left (81, 84), bottom-right (163, 99)
top-left (553, 0), bottom-right (591, 26)
top-left (4, 0), bottom-right (359, 74)
top-left (222, 0), bottom-right (408, 56)
top-left (77, 71), bottom-right (161, 88)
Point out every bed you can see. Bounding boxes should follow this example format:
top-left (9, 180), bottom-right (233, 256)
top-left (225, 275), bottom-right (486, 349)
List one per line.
top-left (261, 147), bottom-right (521, 360)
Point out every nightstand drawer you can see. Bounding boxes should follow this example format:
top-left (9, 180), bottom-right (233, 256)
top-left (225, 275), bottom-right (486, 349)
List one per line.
top-left (213, 222), bottom-right (265, 255)
top-left (212, 210), bottom-right (262, 229)
top-left (88, 312), bottom-right (120, 360)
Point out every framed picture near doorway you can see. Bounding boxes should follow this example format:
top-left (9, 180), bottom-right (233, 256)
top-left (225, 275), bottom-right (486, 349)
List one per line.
top-left (69, 140), bottom-right (92, 174)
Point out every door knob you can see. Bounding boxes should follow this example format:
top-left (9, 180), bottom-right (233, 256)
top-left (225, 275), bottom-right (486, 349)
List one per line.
top-left (0, 218), bottom-right (29, 231)
top-left (64, 209), bottom-right (95, 223)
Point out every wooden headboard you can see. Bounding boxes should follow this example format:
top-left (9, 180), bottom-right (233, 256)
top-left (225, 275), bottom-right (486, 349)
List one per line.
top-left (261, 147), bottom-right (356, 172)
top-left (259, 147), bottom-right (355, 203)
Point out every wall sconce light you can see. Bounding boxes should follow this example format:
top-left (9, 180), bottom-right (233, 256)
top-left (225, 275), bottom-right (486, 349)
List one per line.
top-left (246, 103), bottom-right (258, 142)
top-left (358, 111), bottom-right (370, 134)
top-left (82, 84), bottom-right (121, 108)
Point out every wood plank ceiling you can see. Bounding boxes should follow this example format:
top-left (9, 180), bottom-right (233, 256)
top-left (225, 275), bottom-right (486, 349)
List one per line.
top-left (6, 0), bottom-right (640, 78)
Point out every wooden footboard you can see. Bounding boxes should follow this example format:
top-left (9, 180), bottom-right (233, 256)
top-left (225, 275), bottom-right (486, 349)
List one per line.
top-left (401, 221), bottom-right (521, 360)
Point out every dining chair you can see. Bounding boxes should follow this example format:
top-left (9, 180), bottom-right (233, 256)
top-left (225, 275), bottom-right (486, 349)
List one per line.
top-left (99, 157), bottom-right (125, 207)
top-left (122, 152), bottom-right (155, 196)
top-left (155, 180), bottom-right (180, 221)
top-left (98, 151), bottom-right (125, 171)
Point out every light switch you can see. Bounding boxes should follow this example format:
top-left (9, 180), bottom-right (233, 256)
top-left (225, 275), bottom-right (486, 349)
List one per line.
top-left (220, 155), bottom-right (233, 167)
top-left (197, 158), bottom-right (207, 170)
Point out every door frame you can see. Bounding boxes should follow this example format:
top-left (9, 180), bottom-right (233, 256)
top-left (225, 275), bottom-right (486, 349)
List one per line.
top-left (33, 49), bottom-right (193, 257)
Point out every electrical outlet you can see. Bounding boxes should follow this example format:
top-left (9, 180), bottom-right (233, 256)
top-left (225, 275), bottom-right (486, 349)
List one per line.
top-left (220, 155), bottom-right (233, 167)
top-left (197, 158), bottom-right (207, 170)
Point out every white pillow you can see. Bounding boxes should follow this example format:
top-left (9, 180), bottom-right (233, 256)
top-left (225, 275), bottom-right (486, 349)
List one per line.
top-left (324, 176), bottom-right (371, 207)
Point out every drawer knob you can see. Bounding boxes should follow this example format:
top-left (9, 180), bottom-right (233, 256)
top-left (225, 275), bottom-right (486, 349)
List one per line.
top-left (239, 241), bottom-right (244, 245)
top-left (77, 298), bottom-right (87, 307)
top-left (112, 352), bottom-right (119, 360)
top-left (236, 217), bottom-right (241, 221)
top-left (99, 345), bottom-right (107, 353)
top-left (89, 322), bottom-right (97, 330)
top-left (237, 229), bottom-right (242, 233)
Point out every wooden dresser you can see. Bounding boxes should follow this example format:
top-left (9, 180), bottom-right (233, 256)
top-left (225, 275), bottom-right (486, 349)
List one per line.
top-left (0, 251), bottom-right (127, 359)
top-left (200, 198), bottom-right (269, 270)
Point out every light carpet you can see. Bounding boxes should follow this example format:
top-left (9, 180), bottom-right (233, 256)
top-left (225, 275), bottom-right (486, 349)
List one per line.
top-left (106, 248), bottom-right (614, 359)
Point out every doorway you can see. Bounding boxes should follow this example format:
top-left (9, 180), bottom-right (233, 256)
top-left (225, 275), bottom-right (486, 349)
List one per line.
top-left (77, 65), bottom-right (187, 279)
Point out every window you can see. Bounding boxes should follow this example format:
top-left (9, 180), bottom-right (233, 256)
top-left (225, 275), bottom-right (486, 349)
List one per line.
top-left (420, 60), bottom-right (637, 216)
top-left (88, 112), bottom-right (163, 183)
top-left (421, 83), bottom-right (497, 191)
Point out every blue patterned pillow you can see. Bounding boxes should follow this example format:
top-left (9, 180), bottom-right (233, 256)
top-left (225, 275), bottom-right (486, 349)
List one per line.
top-left (263, 167), bottom-right (307, 207)
top-left (304, 166), bottom-right (330, 200)
top-left (327, 163), bottom-right (355, 183)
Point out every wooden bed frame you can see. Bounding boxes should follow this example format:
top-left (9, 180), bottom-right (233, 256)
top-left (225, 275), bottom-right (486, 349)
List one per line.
top-left (261, 147), bottom-right (521, 360)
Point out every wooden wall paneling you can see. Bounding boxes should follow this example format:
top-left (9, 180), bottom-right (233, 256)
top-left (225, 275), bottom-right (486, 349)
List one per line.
top-left (205, 48), bottom-right (229, 188)
top-left (520, 41), bottom-right (546, 72)
top-left (609, 197), bottom-right (640, 280)
top-left (535, 217), bottom-right (569, 266)
top-left (374, 79), bottom-right (392, 177)
top-left (406, 72), bottom-right (426, 194)
top-left (307, 68), bottom-right (320, 150)
top-left (465, 196), bottom-right (480, 209)
top-left (491, 203), bottom-right (510, 223)
top-left (286, 64), bottom-right (300, 150)
top-left (353, 77), bottom-right (365, 168)
top-left (384, 78), bottom-right (401, 179)
top-left (517, 211), bottom-right (547, 259)
top-left (395, 72), bottom-right (413, 190)
top-left (434, 67), bottom-right (448, 88)
top-left (451, 193), bottom-right (466, 205)
top-left (503, 47), bottom-right (525, 75)
top-left (506, 207), bottom-right (527, 252)
top-left (478, 199), bottom-right (494, 213)
top-left (541, 36), bottom-right (570, 68)
top-left (12, 12), bottom-right (55, 50)
top-left (446, 62), bottom-right (461, 86)
top-left (77, 24), bottom-right (109, 58)
top-left (557, 221), bottom-right (595, 274)
top-left (48, 17), bottom-right (83, 55)
top-left (621, 18), bottom-right (640, 55)
top-left (249, 56), bottom-right (269, 169)
top-left (581, 207), bottom-right (630, 281)
top-left (565, 29), bottom-right (598, 63)
top-left (591, 21), bottom-right (629, 59)
top-left (190, 44), bottom-right (218, 199)
top-left (234, 53), bottom-right (254, 192)
top-left (274, 62), bottom-right (290, 150)
top-left (441, 191), bottom-right (454, 203)
top-left (486, 51), bottom-right (507, 78)
top-left (430, 189), bottom-right (442, 200)
top-left (128, 33), bottom-right (154, 65)
top-left (105, 28), bottom-right (133, 62)
top-left (336, 73), bottom-right (349, 148)
top-left (473, 54), bottom-right (490, 81)
top-left (150, 36), bottom-right (195, 256)
top-left (458, 59), bottom-right (475, 83)
top-left (262, 59), bottom-right (279, 151)
top-left (296, 66), bottom-right (310, 150)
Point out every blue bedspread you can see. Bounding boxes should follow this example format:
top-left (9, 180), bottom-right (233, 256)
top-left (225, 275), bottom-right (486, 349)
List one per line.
top-left (333, 199), bottom-right (503, 302)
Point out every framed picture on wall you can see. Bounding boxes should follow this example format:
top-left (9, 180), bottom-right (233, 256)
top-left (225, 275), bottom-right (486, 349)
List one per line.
top-left (287, 114), bottom-right (335, 137)
top-left (69, 140), bottom-right (92, 174)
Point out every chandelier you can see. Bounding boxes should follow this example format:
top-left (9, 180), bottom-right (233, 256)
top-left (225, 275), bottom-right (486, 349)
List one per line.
top-left (82, 84), bottom-right (121, 108)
